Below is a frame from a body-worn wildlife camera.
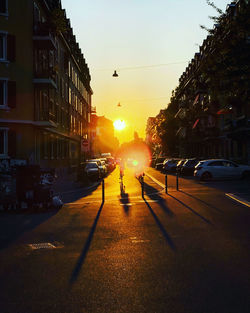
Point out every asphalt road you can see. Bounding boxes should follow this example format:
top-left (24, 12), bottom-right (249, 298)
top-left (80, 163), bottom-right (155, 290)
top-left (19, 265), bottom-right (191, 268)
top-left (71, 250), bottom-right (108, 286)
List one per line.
top-left (0, 167), bottom-right (249, 313)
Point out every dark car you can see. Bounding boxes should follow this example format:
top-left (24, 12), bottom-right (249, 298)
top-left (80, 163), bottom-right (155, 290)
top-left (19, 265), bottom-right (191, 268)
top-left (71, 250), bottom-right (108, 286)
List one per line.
top-left (155, 157), bottom-right (168, 170)
top-left (84, 162), bottom-right (101, 180)
top-left (162, 159), bottom-right (180, 173)
top-left (176, 159), bottom-right (186, 173)
top-left (181, 158), bottom-right (200, 176)
top-left (106, 157), bottom-right (116, 171)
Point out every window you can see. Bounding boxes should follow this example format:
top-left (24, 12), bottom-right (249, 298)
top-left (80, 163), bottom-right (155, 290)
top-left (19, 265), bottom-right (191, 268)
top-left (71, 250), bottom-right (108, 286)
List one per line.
top-left (0, 0), bottom-right (7, 15)
top-left (0, 32), bottom-right (15, 62)
top-left (208, 161), bottom-right (223, 167)
top-left (0, 79), bottom-right (7, 107)
top-left (0, 33), bottom-right (7, 60)
top-left (33, 2), bottom-right (40, 26)
top-left (0, 128), bottom-right (8, 156)
top-left (223, 161), bottom-right (238, 167)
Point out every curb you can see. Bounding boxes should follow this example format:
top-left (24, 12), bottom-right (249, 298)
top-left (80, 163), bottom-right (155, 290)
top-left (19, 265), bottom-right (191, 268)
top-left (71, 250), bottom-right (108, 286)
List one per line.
top-left (58, 181), bottom-right (100, 195)
top-left (145, 173), bottom-right (165, 189)
top-left (225, 193), bottom-right (250, 208)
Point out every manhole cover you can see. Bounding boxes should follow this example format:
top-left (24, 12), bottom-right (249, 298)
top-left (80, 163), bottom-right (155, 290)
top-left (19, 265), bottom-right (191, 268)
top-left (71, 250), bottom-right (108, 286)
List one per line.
top-left (28, 243), bottom-right (57, 250)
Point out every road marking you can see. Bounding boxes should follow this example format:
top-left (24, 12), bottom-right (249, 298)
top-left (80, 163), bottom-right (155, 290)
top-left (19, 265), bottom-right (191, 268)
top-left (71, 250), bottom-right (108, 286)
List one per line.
top-left (145, 173), bottom-right (165, 188)
top-left (225, 193), bottom-right (250, 208)
top-left (138, 200), bottom-right (159, 203)
top-left (28, 243), bottom-right (57, 250)
top-left (131, 239), bottom-right (150, 243)
top-left (120, 203), bottom-right (133, 206)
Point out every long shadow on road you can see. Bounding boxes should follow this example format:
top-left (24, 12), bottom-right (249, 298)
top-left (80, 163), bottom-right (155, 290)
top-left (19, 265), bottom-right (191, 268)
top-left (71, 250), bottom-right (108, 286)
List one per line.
top-left (169, 194), bottom-right (213, 225)
top-left (119, 191), bottom-right (131, 216)
top-left (180, 190), bottom-right (223, 213)
top-left (143, 181), bottom-right (174, 217)
top-left (69, 200), bottom-right (104, 285)
top-left (142, 195), bottom-right (176, 251)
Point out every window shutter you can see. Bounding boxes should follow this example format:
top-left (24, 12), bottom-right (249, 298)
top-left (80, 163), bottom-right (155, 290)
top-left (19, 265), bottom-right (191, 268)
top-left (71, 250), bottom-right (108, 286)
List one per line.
top-left (7, 35), bottom-right (16, 62)
top-left (8, 81), bottom-right (16, 108)
top-left (8, 130), bottom-right (16, 157)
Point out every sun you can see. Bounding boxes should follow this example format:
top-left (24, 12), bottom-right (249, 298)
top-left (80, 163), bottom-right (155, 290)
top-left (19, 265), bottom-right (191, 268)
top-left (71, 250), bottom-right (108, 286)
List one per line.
top-left (113, 119), bottom-right (126, 131)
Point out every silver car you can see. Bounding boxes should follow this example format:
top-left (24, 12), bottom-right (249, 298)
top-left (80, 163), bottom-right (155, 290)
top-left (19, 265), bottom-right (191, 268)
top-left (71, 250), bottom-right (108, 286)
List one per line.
top-left (194, 159), bottom-right (250, 181)
top-left (84, 162), bottom-right (101, 180)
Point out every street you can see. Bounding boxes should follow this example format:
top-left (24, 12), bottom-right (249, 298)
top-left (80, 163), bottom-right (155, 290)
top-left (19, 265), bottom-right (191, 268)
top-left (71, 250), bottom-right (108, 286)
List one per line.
top-left (0, 167), bottom-right (250, 313)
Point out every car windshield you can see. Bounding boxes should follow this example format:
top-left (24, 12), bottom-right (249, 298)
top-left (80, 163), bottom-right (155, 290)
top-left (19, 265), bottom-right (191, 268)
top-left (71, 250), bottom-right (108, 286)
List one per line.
top-left (185, 159), bottom-right (198, 166)
top-left (86, 162), bottom-right (98, 169)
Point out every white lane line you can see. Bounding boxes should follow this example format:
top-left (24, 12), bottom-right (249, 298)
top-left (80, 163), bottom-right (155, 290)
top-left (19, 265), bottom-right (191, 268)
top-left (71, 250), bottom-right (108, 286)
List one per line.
top-left (138, 200), bottom-right (159, 203)
top-left (225, 193), bottom-right (250, 208)
top-left (120, 203), bottom-right (133, 206)
top-left (145, 173), bottom-right (165, 189)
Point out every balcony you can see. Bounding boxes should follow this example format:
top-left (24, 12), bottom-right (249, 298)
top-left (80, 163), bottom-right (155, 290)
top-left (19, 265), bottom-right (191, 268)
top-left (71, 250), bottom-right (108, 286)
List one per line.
top-left (33, 22), bottom-right (56, 50)
top-left (34, 107), bottom-right (57, 128)
top-left (33, 68), bottom-right (57, 89)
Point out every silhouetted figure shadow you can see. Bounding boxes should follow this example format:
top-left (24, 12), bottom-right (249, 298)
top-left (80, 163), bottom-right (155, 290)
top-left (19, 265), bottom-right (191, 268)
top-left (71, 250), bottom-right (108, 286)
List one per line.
top-left (143, 182), bottom-right (174, 217)
top-left (69, 199), bottom-right (104, 285)
top-left (169, 194), bottom-right (213, 225)
top-left (119, 192), bottom-right (131, 215)
top-left (142, 195), bottom-right (176, 251)
top-left (180, 190), bottom-right (223, 213)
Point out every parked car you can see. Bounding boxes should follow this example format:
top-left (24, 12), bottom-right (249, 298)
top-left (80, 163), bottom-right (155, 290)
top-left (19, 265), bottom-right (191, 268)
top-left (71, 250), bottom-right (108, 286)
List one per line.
top-left (162, 159), bottom-right (180, 173)
top-left (100, 160), bottom-right (108, 175)
top-left (194, 159), bottom-right (250, 181)
top-left (155, 157), bottom-right (168, 170)
top-left (87, 159), bottom-right (106, 177)
top-left (84, 162), bottom-right (101, 180)
top-left (106, 157), bottom-right (116, 171)
top-left (181, 158), bottom-right (200, 176)
top-left (176, 159), bottom-right (186, 173)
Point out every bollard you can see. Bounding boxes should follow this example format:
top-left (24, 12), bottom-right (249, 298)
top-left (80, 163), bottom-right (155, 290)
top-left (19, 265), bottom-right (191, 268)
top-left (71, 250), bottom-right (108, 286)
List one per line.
top-left (165, 174), bottom-right (168, 194)
top-left (102, 179), bottom-right (105, 203)
top-left (141, 175), bottom-right (144, 198)
top-left (176, 171), bottom-right (179, 191)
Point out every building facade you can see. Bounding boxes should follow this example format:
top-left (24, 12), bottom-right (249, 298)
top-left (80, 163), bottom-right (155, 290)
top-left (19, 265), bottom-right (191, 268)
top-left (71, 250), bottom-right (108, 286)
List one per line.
top-left (173, 0), bottom-right (250, 163)
top-left (0, 0), bottom-right (92, 175)
top-left (90, 114), bottom-right (119, 157)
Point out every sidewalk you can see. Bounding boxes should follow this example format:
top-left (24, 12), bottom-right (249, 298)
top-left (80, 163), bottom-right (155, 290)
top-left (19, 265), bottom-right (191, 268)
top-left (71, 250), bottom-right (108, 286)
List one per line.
top-left (52, 176), bottom-right (100, 203)
top-left (146, 167), bottom-right (250, 208)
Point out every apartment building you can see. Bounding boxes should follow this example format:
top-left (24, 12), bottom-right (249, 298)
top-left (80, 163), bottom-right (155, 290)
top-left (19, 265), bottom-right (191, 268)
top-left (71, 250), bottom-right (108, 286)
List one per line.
top-left (0, 0), bottom-right (92, 175)
top-left (90, 114), bottom-right (119, 157)
top-left (173, 0), bottom-right (250, 163)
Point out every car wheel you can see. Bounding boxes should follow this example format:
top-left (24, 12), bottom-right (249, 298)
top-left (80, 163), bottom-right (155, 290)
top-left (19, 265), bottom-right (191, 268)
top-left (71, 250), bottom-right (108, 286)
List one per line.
top-left (201, 171), bottom-right (212, 181)
top-left (242, 171), bottom-right (250, 179)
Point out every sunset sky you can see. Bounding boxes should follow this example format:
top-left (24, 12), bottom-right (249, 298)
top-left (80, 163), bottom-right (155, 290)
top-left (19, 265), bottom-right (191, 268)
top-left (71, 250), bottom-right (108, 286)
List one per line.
top-left (62, 0), bottom-right (230, 144)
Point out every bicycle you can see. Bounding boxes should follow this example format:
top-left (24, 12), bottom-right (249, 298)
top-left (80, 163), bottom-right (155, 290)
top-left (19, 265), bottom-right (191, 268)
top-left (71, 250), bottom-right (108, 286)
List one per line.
top-left (119, 168), bottom-right (125, 195)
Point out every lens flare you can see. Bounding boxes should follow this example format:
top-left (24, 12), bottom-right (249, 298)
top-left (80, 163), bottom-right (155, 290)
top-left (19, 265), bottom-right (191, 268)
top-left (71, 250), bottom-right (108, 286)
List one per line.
top-left (132, 160), bottom-right (139, 166)
top-left (114, 119), bottom-right (126, 131)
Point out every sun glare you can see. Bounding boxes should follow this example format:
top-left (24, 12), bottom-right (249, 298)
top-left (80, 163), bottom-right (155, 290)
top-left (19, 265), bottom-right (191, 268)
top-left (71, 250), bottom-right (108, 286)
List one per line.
top-left (113, 119), bottom-right (126, 131)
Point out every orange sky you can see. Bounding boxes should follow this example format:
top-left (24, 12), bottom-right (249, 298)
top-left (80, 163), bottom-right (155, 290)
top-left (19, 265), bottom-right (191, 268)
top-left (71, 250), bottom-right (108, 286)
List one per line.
top-left (62, 0), bottom-right (230, 144)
